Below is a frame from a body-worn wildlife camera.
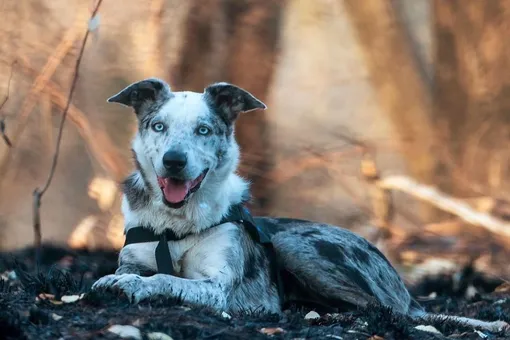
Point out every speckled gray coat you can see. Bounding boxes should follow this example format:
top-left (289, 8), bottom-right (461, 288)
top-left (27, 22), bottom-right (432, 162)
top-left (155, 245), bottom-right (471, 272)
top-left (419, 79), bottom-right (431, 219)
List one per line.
top-left (92, 78), bottom-right (509, 333)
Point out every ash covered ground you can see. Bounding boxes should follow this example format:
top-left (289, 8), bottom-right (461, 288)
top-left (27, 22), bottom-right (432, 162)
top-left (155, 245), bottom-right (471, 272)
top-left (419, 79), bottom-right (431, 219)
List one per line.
top-left (0, 244), bottom-right (509, 340)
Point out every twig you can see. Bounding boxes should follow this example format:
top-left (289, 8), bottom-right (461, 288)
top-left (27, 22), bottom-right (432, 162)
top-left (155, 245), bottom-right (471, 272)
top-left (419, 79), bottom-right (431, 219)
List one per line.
top-left (44, 81), bottom-right (128, 180)
top-left (0, 61), bottom-right (17, 147)
top-left (359, 152), bottom-right (395, 241)
top-left (0, 26), bottom-right (78, 176)
top-left (0, 61), bottom-right (16, 112)
top-left (33, 0), bottom-right (104, 269)
top-left (15, 58), bottom-right (129, 180)
top-left (378, 175), bottom-right (510, 239)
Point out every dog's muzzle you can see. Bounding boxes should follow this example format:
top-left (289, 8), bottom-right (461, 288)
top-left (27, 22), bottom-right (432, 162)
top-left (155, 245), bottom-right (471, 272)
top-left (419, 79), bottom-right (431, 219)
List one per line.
top-left (157, 168), bottom-right (209, 209)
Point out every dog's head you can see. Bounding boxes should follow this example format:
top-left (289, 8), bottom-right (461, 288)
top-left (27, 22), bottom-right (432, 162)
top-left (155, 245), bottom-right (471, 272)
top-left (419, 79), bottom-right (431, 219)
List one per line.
top-left (108, 78), bottom-right (266, 209)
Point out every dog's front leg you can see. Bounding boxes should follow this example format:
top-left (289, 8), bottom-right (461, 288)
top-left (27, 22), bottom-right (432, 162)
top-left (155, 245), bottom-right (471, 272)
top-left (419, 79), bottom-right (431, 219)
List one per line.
top-left (114, 263), bottom-right (156, 275)
top-left (94, 273), bottom-right (229, 311)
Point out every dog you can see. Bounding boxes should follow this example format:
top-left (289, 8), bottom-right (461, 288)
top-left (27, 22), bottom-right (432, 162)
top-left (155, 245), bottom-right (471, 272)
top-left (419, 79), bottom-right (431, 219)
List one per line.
top-left (92, 78), bottom-right (508, 333)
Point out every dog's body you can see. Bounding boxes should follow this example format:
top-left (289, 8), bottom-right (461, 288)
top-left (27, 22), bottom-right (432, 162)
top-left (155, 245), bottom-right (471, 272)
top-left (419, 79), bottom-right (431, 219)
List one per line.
top-left (92, 78), bottom-right (508, 332)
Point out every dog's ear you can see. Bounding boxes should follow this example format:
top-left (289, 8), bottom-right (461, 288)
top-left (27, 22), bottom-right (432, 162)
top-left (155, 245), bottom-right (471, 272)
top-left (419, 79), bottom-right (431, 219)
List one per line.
top-left (107, 78), bottom-right (172, 115)
top-left (204, 82), bottom-right (267, 124)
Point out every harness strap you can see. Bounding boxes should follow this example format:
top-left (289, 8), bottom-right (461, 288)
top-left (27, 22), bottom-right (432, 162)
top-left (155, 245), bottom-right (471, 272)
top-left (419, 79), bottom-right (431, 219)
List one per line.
top-left (155, 233), bottom-right (174, 275)
top-left (123, 204), bottom-right (285, 306)
top-left (124, 224), bottom-right (187, 275)
top-left (221, 205), bottom-right (285, 306)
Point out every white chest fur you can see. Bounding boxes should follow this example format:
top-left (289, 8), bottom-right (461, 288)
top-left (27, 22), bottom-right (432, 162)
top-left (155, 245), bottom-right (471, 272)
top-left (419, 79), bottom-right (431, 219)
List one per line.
top-left (119, 222), bottom-right (239, 279)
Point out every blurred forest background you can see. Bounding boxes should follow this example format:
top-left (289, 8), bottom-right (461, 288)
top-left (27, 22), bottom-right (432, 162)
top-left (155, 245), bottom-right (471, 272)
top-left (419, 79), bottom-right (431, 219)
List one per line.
top-left (2, 0), bottom-right (510, 285)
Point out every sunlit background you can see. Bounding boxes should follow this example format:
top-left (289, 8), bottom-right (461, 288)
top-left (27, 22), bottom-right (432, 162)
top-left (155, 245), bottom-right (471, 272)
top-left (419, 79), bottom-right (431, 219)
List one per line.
top-left (1, 0), bottom-right (510, 286)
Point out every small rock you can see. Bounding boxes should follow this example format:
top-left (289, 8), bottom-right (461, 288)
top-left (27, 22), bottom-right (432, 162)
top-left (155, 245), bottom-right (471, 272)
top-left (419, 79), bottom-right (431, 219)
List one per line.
top-left (304, 311), bottom-right (320, 320)
top-left (147, 332), bottom-right (174, 340)
top-left (61, 294), bottom-right (85, 303)
top-left (465, 285), bottom-right (478, 299)
top-left (131, 319), bottom-right (143, 327)
top-left (108, 325), bottom-right (142, 340)
top-left (7, 271), bottom-right (17, 280)
top-left (221, 311), bottom-right (231, 319)
top-left (51, 313), bottom-right (63, 321)
top-left (427, 292), bottom-right (437, 299)
top-left (415, 325), bottom-right (442, 335)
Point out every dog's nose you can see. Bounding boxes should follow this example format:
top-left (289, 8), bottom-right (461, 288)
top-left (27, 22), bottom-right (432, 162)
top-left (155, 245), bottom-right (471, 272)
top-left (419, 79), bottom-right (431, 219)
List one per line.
top-left (162, 150), bottom-right (187, 173)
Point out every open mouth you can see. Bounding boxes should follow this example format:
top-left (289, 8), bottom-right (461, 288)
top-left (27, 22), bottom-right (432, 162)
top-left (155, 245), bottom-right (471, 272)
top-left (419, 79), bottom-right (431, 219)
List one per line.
top-left (157, 169), bottom-right (209, 208)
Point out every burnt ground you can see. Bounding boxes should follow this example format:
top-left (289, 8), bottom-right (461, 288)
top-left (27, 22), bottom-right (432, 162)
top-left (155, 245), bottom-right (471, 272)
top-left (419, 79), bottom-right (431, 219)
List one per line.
top-left (1, 245), bottom-right (510, 340)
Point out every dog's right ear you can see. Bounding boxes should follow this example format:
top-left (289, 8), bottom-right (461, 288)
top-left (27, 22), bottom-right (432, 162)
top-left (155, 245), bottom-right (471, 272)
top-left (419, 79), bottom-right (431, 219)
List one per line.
top-left (107, 78), bottom-right (172, 115)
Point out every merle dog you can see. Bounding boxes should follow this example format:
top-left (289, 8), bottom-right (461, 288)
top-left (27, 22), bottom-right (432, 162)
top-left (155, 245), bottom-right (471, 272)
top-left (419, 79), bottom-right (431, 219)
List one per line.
top-left (92, 78), bottom-right (508, 332)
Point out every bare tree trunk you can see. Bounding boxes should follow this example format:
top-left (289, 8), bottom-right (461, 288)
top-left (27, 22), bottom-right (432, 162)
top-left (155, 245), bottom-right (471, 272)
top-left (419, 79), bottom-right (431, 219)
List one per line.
top-left (343, 0), bottom-right (444, 222)
top-left (434, 0), bottom-right (510, 199)
top-left (171, 0), bottom-right (284, 214)
top-left (142, 0), bottom-right (165, 77)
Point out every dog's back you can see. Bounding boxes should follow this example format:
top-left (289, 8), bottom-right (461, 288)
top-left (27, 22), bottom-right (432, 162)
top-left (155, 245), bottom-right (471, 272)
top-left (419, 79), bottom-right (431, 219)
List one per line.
top-left (255, 217), bottom-right (412, 313)
top-left (255, 217), bottom-right (416, 314)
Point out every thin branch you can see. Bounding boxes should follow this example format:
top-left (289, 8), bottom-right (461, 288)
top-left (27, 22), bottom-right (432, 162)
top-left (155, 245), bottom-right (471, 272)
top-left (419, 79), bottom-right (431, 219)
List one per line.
top-left (48, 88), bottom-right (128, 181)
top-left (36, 0), bottom-right (104, 195)
top-left (15, 58), bottom-right (129, 180)
top-left (33, 0), bottom-right (104, 268)
top-left (0, 61), bottom-right (17, 147)
top-left (0, 26), bottom-right (78, 176)
top-left (0, 61), bottom-right (16, 112)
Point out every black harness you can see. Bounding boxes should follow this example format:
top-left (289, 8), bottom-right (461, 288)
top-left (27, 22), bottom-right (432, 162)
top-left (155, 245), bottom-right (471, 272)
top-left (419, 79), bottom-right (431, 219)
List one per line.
top-left (124, 204), bottom-right (285, 305)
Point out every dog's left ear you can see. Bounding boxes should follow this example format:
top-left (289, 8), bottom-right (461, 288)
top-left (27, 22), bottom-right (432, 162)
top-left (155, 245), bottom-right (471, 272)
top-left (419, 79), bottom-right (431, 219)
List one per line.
top-left (204, 82), bottom-right (267, 123)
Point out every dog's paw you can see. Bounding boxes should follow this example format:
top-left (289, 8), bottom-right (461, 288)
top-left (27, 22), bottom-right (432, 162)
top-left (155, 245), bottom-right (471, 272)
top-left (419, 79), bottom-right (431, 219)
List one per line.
top-left (111, 274), bottom-right (154, 303)
top-left (91, 274), bottom-right (120, 291)
top-left (91, 274), bottom-right (156, 303)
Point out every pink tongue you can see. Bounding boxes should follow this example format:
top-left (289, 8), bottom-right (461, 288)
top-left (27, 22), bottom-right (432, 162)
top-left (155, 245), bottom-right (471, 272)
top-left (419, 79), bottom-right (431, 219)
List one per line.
top-left (160, 178), bottom-right (192, 203)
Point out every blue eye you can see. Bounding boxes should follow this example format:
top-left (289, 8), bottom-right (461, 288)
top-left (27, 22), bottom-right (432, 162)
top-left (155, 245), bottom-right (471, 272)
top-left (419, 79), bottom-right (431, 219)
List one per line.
top-left (197, 126), bottom-right (211, 136)
top-left (152, 122), bottom-right (165, 132)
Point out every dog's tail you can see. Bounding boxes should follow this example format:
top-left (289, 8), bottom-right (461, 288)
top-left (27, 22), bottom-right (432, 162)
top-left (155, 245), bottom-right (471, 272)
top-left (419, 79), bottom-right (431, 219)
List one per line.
top-left (408, 298), bottom-right (509, 333)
